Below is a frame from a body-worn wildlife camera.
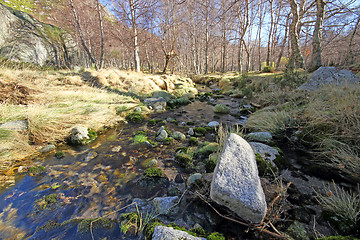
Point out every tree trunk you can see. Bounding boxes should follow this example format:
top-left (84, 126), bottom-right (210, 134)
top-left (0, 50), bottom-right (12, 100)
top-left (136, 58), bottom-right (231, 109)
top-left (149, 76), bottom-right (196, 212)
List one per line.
top-left (69, 0), bottom-right (97, 69)
top-left (288, 0), bottom-right (305, 69)
top-left (96, 0), bottom-right (105, 69)
top-left (309, 0), bottom-right (325, 71)
top-left (347, 14), bottom-right (360, 65)
top-left (130, 0), bottom-right (140, 72)
top-left (266, 0), bottom-right (274, 67)
top-left (276, 15), bottom-right (289, 69)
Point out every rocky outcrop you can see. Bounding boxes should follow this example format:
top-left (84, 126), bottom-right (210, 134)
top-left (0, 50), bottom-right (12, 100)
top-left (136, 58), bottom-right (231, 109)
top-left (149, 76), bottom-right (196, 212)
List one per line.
top-left (298, 66), bottom-right (360, 91)
top-left (210, 133), bottom-right (267, 223)
top-left (152, 226), bottom-right (206, 240)
top-left (0, 3), bottom-right (78, 67)
top-left (69, 127), bottom-right (97, 145)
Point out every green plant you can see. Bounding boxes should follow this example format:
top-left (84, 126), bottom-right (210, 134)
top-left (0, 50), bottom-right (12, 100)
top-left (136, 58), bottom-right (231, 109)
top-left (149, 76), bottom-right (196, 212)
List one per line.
top-left (27, 165), bottom-right (45, 175)
top-left (207, 232), bottom-right (225, 240)
top-left (126, 112), bottom-right (145, 123)
top-left (206, 153), bottom-right (219, 172)
top-left (148, 119), bottom-right (165, 126)
top-left (88, 129), bottom-right (97, 141)
top-left (213, 104), bottom-right (230, 114)
top-left (132, 134), bottom-right (148, 144)
top-left (194, 127), bottom-right (207, 135)
top-left (144, 167), bottom-right (164, 178)
top-left (55, 151), bottom-right (65, 159)
top-left (314, 181), bottom-right (360, 234)
top-left (195, 142), bottom-right (219, 158)
top-left (175, 153), bottom-right (193, 168)
top-left (77, 218), bottom-right (114, 233)
top-left (188, 137), bottom-right (199, 146)
top-left (36, 194), bottom-right (58, 211)
top-left (262, 65), bottom-right (275, 73)
top-left (273, 68), bottom-right (307, 89)
top-left (255, 153), bottom-right (277, 177)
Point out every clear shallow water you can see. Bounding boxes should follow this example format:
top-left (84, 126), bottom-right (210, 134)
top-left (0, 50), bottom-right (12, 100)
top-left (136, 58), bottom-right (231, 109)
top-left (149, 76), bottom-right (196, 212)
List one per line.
top-left (0, 91), bottom-right (248, 239)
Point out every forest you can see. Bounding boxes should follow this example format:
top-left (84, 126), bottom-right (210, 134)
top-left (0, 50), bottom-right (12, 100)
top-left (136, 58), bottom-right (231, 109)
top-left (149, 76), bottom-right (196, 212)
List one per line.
top-left (1, 0), bottom-right (360, 72)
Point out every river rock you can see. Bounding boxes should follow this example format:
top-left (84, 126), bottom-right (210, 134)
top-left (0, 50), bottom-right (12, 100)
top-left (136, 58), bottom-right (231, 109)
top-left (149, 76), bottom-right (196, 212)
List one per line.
top-left (156, 126), bottom-right (168, 141)
top-left (0, 120), bottom-right (28, 131)
top-left (210, 133), bottom-right (267, 223)
top-left (208, 121), bottom-right (220, 128)
top-left (144, 97), bottom-right (167, 112)
top-left (152, 225), bottom-right (206, 240)
top-left (39, 144), bottom-right (55, 153)
top-left (187, 173), bottom-right (202, 187)
top-left (249, 142), bottom-right (280, 167)
top-left (187, 128), bottom-right (194, 136)
top-left (298, 66), bottom-right (360, 91)
top-left (153, 196), bottom-right (179, 215)
top-left (171, 131), bottom-right (186, 141)
top-left (247, 132), bottom-right (272, 143)
top-left (69, 127), bottom-right (90, 145)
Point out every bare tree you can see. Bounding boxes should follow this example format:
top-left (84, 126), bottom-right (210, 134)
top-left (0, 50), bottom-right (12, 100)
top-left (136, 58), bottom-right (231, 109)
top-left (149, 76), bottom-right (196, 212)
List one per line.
top-left (288, 0), bottom-right (305, 69)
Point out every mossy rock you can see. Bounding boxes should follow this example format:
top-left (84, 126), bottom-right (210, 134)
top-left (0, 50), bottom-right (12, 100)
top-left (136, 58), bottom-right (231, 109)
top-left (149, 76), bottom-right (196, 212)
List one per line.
top-left (175, 153), bottom-right (193, 168)
top-left (188, 137), bottom-right (199, 146)
top-left (195, 142), bottom-right (219, 158)
top-left (207, 232), bottom-right (225, 240)
top-left (131, 134), bottom-right (148, 144)
top-left (206, 153), bottom-right (219, 172)
top-left (77, 218), bottom-right (114, 233)
top-left (54, 151), bottom-right (65, 159)
top-left (35, 194), bottom-right (58, 211)
top-left (144, 167), bottom-right (164, 178)
top-left (152, 91), bottom-right (173, 101)
top-left (255, 153), bottom-right (277, 177)
top-left (148, 119), bottom-right (165, 126)
top-left (27, 165), bottom-right (45, 175)
top-left (213, 104), bottom-right (230, 114)
top-left (125, 112), bottom-right (145, 123)
top-left (194, 127), bottom-right (207, 136)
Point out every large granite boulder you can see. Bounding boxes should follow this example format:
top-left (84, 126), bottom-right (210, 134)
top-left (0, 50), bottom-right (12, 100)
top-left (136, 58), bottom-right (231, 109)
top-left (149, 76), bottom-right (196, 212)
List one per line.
top-left (152, 226), bottom-right (206, 240)
top-left (210, 133), bottom-right (267, 223)
top-left (0, 3), bottom-right (78, 67)
top-left (298, 66), bottom-right (360, 91)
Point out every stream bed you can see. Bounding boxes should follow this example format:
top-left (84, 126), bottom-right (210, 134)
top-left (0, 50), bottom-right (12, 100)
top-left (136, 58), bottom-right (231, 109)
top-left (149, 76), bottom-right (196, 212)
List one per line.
top-left (0, 85), bottom-right (354, 239)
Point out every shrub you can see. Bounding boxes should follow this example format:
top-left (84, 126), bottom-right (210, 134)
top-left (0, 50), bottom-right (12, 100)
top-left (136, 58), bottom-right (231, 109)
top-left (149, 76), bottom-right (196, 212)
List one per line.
top-left (213, 104), bottom-right (230, 114)
top-left (273, 68), bottom-right (307, 89)
top-left (262, 65), bottom-right (275, 73)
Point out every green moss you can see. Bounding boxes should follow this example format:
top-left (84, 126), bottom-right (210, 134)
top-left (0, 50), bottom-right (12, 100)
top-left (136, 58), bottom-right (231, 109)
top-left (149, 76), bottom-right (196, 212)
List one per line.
top-left (27, 165), bottom-right (45, 175)
top-left (255, 153), bottom-right (276, 176)
top-left (207, 232), bottom-right (225, 240)
top-left (273, 152), bottom-right (290, 170)
top-left (213, 104), bottom-right (230, 114)
top-left (194, 127), bottom-right (207, 136)
top-left (148, 119), bottom-right (165, 126)
top-left (132, 134), bottom-right (148, 144)
top-left (144, 220), bottom-right (162, 239)
top-left (206, 153), bottom-right (219, 172)
top-left (54, 151), bottom-right (65, 159)
top-left (317, 236), bottom-right (360, 240)
top-left (145, 167), bottom-right (164, 178)
top-left (77, 218), bottom-right (114, 233)
top-left (175, 153), bottom-right (193, 168)
top-left (87, 129), bottom-right (97, 141)
top-left (190, 227), bottom-right (207, 237)
top-left (188, 137), bottom-right (199, 146)
top-left (115, 105), bottom-right (131, 114)
top-left (36, 194), bottom-right (58, 211)
top-left (126, 112), bottom-right (145, 123)
top-left (162, 137), bottom-right (173, 145)
top-left (195, 142), bottom-right (219, 158)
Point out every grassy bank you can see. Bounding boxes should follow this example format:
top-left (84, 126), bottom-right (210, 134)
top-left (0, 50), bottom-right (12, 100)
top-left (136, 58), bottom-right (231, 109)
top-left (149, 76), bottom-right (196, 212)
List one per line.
top-left (0, 67), bottom-right (196, 180)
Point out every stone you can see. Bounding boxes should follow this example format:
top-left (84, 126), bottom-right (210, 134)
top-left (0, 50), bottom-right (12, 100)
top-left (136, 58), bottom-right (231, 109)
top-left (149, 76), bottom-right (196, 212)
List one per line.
top-left (0, 3), bottom-right (78, 67)
top-left (69, 127), bottom-right (90, 145)
top-left (0, 120), bottom-right (28, 131)
top-left (156, 126), bottom-right (168, 142)
top-left (187, 128), bottom-right (195, 136)
top-left (249, 142), bottom-right (280, 167)
top-left (17, 166), bottom-right (30, 173)
top-left (247, 132), bottom-right (272, 143)
top-left (152, 226), bottom-right (206, 240)
top-left (208, 121), bottom-right (220, 128)
top-left (286, 221), bottom-right (310, 240)
top-left (171, 131), bottom-right (186, 141)
top-left (141, 158), bottom-right (158, 168)
top-left (144, 97), bottom-right (167, 112)
top-left (153, 196), bottom-right (179, 215)
top-left (210, 133), bottom-right (267, 223)
top-left (187, 173), bottom-right (202, 187)
top-left (298, 66), bottom-right (360, 91)
top-left (39, 144), bottom-right (55, 153)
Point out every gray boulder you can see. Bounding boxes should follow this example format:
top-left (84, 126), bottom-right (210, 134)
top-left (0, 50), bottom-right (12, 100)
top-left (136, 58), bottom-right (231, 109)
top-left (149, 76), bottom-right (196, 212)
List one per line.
top-left (171, 131), bottom-right (186, 141)
top-left (144, 97), bottom-right (167, 112)
top-left (69, 127), bottom-right (96, 145)
top-left (0, 120), bottom-right (28, 131)
top-left (299, 66), bottom-right (360, 91)
top-left (187, 173), bottom-right (202, 187)
top-left (39, 144), bottom-right (55, 153)
top-left (152, 226), bottom-right (206, 240)
top-left (153, 196), bottom-right (179, 215)
top-left (208, 121), bottom-right (220, 128)
top-left (0, 3), bottom-right (78, 67)
top-left (247, 132), bottom-right (272, 143)
top-left (210, 133), bottom-right (267, 223)
top-left (249, 142), bottom-right (280, 167)
top-left (156, 126), bottom-right (168, 142)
